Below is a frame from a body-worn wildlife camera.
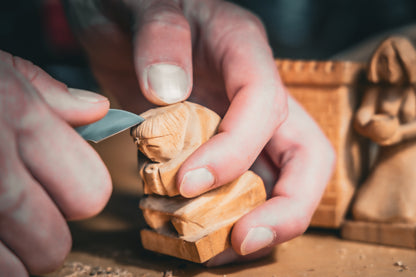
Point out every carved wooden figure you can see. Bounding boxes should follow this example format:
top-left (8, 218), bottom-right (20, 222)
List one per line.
top-left (131, 101), bottom-right (266, 262)
top-left (342, 37), bottom-right (416, 248)
top-left (131, 101), bottom-right (221, 196)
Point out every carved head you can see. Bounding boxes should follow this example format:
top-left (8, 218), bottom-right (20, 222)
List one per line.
top-left (368, 36), bottom-right (416, 84)
top-left (131, 103), bottom-right (189, 162)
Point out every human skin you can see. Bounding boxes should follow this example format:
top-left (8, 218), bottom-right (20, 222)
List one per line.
top-left (0, 50), bottom-right (112, 276)
top-left (65, 0), bottom-right (335, 266)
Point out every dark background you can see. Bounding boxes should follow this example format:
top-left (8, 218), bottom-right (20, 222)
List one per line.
top-left (1, 0), bottom-right (416, 88)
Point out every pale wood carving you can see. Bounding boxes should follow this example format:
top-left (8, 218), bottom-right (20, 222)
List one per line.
top-left (141, 171), bottom-right (265, 240)
top-left (276, 59), bottom-right (367, 228)
top-left (342, 37), bottom-right (416, 248)
top-left (131, 101), bottom-right (220, 196)
top-left (141, 171), bottom-right (265, 263)
top-left (131, 101), bottom-right (266, 262)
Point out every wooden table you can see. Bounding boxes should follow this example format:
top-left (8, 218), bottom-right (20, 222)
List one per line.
top-left (43, 130), bottom-right (416, 277)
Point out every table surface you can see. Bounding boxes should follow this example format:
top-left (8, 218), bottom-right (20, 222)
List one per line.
top-left (42, 130), bottom-right (416, 277)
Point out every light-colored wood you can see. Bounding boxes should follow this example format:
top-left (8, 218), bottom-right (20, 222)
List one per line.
top-left (342, 220), bottom-right (416, 249)
top-left (140, 171), bottom-right (266, 240)
top-left (131, 102), bottom-right (221, 196)
top-left (352, 139), bottom-right (416, 224)
top-left (352, 37), bottom-right (416, 224)
top-left (140, 224), bottom-right (234, 263)
top-left (276, 59), bottom-right (367, 228)
top-left (131, 101), bottom-right (266, 262)
top-left (342, 37), bottom-right (416, 247)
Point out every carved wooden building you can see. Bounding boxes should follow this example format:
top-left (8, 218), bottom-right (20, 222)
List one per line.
top-left (276, 59), bottom-right (367, 228)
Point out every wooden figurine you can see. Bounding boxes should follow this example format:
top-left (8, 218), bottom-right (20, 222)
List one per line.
top-left (131, 101), bottom-right (266, 262)
top-left (342, 37), bottom-right (416, 248)
top-left (131, 101), bottom-right (220, 197)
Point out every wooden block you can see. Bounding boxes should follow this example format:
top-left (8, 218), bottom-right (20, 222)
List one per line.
top-left (341, 220), bottom-right (416, 249)
top-left (140, 171), bottom-right (265, 240)
top-left (139, 171), bottom-right (266, 262)
top-left (276, 59), bottom-right (368, 228)
top-left (131, 102), bottom-right (267, 262)
top-left (131, 102), bottom-right (221, 197)
top-left (140, 223), bottom-right (233, 263)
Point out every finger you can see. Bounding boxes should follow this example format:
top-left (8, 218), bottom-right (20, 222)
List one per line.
top-left (0, 130), bottom-right (71, 275)
top-left (231, 96), bottom-right (335, 256)
top-left (128, 0), bottom-right (192, 105)
top-left (0, 242), bottom-right (27, 276)
top-left (17, 112), bottom-right (112, 220)
top-left (1, 65), bottom-right (112, 220)
top-left (0, 50), bottom-right (109, 126)
top-left (177, 2), bottom-right (287, 197)
top-left (400, 87), bottom-right (416, 123)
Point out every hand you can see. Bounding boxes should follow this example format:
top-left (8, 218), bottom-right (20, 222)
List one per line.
top-left (205, 95), bottom-right (335, 265)
top-left (0, 50), bottom-right (112, 276)
top-left (66, 0), bottom-right (333, 264)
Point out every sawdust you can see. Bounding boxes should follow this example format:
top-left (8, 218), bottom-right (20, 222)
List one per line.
top-left (55, 261), bottom-right (134, 277)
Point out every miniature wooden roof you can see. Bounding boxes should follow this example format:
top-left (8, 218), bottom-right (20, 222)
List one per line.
top-left (276, 59), bottom-right (365, 86)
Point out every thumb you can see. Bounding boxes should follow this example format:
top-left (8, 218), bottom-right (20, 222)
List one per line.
top-left (45, 87), bottom-right (110, 127)
top-left (0, 50), bottom-right (109, 126)
top-left (129, 0), bottom-right (192, 105)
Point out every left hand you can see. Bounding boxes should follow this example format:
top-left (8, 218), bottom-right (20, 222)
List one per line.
top-left (66, 0), bottom-right (334, 265)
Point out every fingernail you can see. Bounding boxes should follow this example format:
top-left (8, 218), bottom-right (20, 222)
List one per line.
top-left (69, 88), bottom-right (108, 103)
top-left (145, 64), bottom-right (189, 104)
top-left (240, 227), bottom-right (275, 255)
top-left (180, 168), bottom-right (215, 197)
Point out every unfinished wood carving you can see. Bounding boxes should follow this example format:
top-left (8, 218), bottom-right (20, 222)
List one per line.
top-left (342, 37), bottom-right (416, 248)
top-left (131, 102), bottom-right (220, 196)
top-left (131, 101), bottom-right (266, 262)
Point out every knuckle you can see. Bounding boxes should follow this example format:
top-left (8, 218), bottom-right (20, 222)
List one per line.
top-left (11, 56), bottom-right (39, 80)
top-left (0, 63), bottom-right (48, 132)
top-left (238, 12), bottom-right (265, 35)
top-left (212, 5), bottom-right (266, 43)
top-left (141, 5), bottom-right (190, 33)
top-left (0, 51), bottom-right (42, 83)
top-left (0, 176), bottom-right (25, 217)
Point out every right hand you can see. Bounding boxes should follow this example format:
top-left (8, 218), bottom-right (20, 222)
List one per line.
top-left (0, 50), bottom-right (112, 276)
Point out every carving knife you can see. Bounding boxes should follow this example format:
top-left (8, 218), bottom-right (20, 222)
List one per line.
top-left (75, 109), bottom-right (145, 143)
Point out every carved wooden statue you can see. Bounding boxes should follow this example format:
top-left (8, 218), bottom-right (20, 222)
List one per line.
top-left (342, 37), bottom-right (416, 248)
top-left (131, 101), bottom-right (220, 196)
top-left (131, 101), bottom-right (266, 262)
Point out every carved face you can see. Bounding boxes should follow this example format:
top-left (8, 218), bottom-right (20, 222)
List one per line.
top-left (375, 45), bottom-right (405, 84)
top-left (137, 135), bottom-right (183, 162)
top-left (131, 103), bottom-right (189, 163)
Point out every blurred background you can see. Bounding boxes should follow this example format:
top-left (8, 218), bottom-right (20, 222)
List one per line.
top-left (1, 0), bottom-right (416, 89)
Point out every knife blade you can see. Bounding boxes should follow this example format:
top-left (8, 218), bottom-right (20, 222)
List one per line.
top-left (75, 109), bottom-right (145, 143)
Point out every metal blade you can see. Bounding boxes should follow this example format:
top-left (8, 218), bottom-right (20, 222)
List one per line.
top-left (75, 109), bottom-right (144, 143)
